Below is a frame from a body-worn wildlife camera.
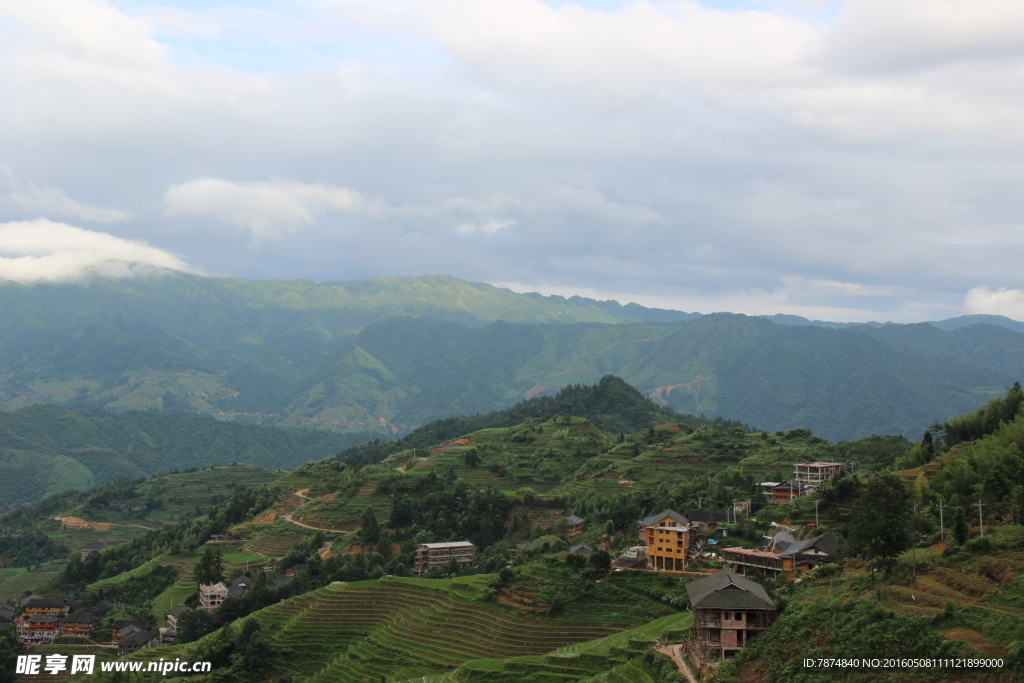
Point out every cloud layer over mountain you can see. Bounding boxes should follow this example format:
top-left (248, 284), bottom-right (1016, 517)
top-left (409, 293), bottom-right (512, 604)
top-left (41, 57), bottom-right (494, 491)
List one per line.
top-left (1, 0), bottom-right (1022, 320)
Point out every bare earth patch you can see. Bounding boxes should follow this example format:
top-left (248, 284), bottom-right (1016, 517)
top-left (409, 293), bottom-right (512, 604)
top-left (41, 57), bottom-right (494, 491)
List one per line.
top-left (940, 628), bottom-right (1008, 655)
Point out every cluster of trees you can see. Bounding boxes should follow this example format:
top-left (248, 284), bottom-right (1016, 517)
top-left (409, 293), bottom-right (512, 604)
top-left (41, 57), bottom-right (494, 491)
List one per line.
top-left (0, 533), bottom-right (66, 569)
top-left (48, 485), bottom-right (280, 592)
top-left (387, 471), bottom-right (510, 548)
top-left (102, 564), bottom-right (178, 608)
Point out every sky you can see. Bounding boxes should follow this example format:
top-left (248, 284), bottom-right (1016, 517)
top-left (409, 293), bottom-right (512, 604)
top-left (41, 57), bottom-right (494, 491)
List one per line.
top-left (1, 0), bottom-right (1024, 322)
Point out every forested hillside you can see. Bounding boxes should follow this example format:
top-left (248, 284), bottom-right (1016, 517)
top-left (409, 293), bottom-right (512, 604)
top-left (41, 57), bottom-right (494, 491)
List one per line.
top-left (1, 273), bottom-right (1022, 441)
top-left (0, 405), bottom-right (363, 509)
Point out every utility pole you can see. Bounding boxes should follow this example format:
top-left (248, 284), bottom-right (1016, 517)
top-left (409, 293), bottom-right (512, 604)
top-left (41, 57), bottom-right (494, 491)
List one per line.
top-left (978, 499), bottom-right (986, 537)
top-left (912, 502), bottom-right (917, 578)
top-left (937, 500), bottom-right (946, 541)
top-left (814, 499), bottom-right (820, 527)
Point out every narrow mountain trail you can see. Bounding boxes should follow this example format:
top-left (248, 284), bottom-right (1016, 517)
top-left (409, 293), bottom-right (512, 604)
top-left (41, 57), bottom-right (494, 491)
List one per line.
top-left (656, 645), bottom-right (698, 683)
top-left (281, 514), bottom-right (347, 533)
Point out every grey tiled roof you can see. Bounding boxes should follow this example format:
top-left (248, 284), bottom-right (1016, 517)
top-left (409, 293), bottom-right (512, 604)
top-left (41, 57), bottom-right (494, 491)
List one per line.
top-left (640, 509), bottom-right (689, 526)
top-left (685, 570), bottom-right (775, 611)
top-left (781, 532), bottom-right (839, 558)
top-left (567, 515), bottom-right (585, 526)
top-left (685, 510), bottom-right (730, 523)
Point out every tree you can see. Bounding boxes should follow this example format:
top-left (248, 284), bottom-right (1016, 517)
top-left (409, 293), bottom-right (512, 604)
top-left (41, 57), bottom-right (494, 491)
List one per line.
top-left (360, 506), bottom-right (381, 545)
top-left (951, 506), bottom-right (969, 546)
top-left (848, 472), bottom-right (913, 574)
top-left (194, 548), bottom-right (224, 586)
top-left (588, 550), bottom-right (612, 573)
top-left (176, 608), bottom-right (216, 644)
top-left (0, 625), bottom-right (26, 683)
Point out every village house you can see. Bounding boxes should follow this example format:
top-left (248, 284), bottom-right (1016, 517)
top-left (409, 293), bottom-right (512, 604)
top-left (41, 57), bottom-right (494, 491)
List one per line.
top-left (118, 627), bottom-right (159, 656)
top-left (686, 569), bottom-right (776, 664)
top-left (567, 515), bottom-right (585, 538)
top-left (112, 620), bottom-right (154, 643)
top-left (199, 583), bottom-right (228, 611)
top-left (685, 510), bottom-right (731, 532)
top-left (569, 543), bottom-right (593, 555)
top-left (720, 532), bottom-right (839, 580)
top-left (59, 612), bottom-right (100, 637)
top-left (165, 605), bottom-right (192, 634)
top-left (20, 597), bottom-right (68, 618)
top-left (793, 461), bottom-right (845, 487)
top-left (284, 564), bottom-right (307, 578)
top-left (87, 599), bottom-right (114, 616)
top-left (227, 575), bottom-right (254, 599)
top-left (23, 615), bottom-right (61, 643)
top-left (761, 480), bottom-right (802, 504)
top-left (0, 602), bottom-right (16, 627)
top-left (413, 541), bottom-right (475, 574)
top-left (639, 509), bottom-right (691, 571)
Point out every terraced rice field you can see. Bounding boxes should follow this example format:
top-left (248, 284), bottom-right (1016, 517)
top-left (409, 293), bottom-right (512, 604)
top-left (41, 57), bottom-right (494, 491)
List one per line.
top-left (247, 531), bottom-right (304, 557)
top-left (245, 580), bottom-right (635, 682)
top-left (449, 613), bottom-right (692, 682)
top-left (0, 567), bottom-right (58, 597)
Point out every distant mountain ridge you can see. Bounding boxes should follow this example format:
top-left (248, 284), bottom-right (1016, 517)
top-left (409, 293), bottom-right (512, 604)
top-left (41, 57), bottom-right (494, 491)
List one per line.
top-left (1, 272), bottom-right (1022, 442)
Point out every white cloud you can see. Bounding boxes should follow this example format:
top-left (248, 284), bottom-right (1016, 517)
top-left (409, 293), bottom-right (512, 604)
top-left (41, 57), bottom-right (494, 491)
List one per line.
top-left (455, 218), bottom-right (513, 234)
top-left (963, 287), bottom-right (1024, 322)
top-left (0, 218), bottom-right (193, 283)
top-left (0, 0), bottom-right (166, 66)
top-left (1, 1), bottom-right (1024, 320)
top-left (425, 0), bottom-right (817, 97)
top-left (4, 174), bottom-right (132, 223)
top-left (163, 178), bottom-right (373, 239)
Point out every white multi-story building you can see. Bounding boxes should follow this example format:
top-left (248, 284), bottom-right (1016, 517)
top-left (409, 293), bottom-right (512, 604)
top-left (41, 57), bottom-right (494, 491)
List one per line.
top-left (199, 583), bottom-right (227, 611)
top-left (793, 462), bottom-right (844, 487)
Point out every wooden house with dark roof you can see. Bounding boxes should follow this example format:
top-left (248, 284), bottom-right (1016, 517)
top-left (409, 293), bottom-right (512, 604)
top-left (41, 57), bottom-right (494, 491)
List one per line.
top-left (60, 612), bottom-right (100, 636)
top-left (685, 569), bottom-right (776, 664)
top-left (566, 515), bottom-right (585, 538)
top-left (685, 510), bottom-right (730, 532)
top-left (21, 597), bottom-right (67, 618)
top-left (227, 575), bottom-right (254, 599)
top-left (118, 628), bottom-right (159, 655)
top-left (0, 601), bottom-right (15, 626)
top-left (722, 532), bottom-right (838, 580)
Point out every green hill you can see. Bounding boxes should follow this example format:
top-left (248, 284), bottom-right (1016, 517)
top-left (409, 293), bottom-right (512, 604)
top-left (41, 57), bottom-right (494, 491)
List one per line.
top-left (1, 273), bottom-right (1022, 441)
top-left (0, 404), bottom-right (363, 508)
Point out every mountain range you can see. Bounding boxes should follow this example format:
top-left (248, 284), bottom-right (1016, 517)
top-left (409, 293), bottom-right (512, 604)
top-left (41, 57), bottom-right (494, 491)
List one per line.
top-left (1, 271), bottom-right (1022, 442)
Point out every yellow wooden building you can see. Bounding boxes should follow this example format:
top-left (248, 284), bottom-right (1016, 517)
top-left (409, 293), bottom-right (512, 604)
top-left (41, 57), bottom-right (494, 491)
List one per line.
top-left (639, 509), bottom-right (691, 571)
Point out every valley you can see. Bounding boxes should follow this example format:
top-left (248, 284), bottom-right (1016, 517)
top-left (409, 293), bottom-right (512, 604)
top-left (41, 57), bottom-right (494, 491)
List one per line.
top-left (1, 379), bottom-right (1021, 681)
